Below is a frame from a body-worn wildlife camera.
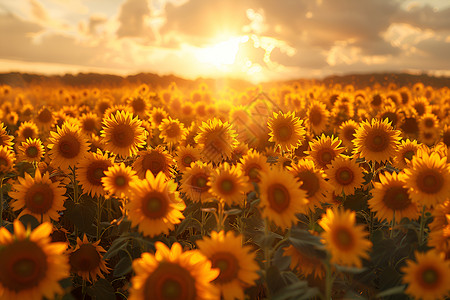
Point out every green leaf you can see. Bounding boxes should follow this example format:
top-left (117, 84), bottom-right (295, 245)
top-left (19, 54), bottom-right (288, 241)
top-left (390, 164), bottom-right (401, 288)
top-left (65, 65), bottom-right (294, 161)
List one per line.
top-left (19, 214), bottom-right (40, 230)
top-left (376, 285), bottom-right (406, 298)
top-left (113, 255), bottom-right (132, 277)
top-left (64, 198), bottom-right (97, 236)
top-left (224, 208), bottom-right (242, 215)
top-left (334, 264), bottom-right (367, 274)
top-left (266, 265), bottom-right (286, 294)
top-left (87, 279), bottom-right (115, 300)
top-left (104, 235), bottom-right (130, 259)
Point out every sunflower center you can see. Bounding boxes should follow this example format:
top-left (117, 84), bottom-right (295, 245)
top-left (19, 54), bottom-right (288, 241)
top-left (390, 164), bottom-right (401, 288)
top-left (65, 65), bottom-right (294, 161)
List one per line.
top-left (86, 161), bottom-right (111, 187)
top-left (267, 184), bottom-right (290, 213)
top-left (141, 152), bottom-right (167, 177)
top-left (83, 118), bottom-right (96, 132)
top-left (38, 108), bottom-right (52, 123)
top-left (58, 134), bottom-right (81, 159)
top-left (112, 124), bottom-right (135, 148)
top-left (344, 128), bottom-right (356, 141)
top-left (418, 171), bottom-right (443, 194)
top-left (336, 168), bottom-right (353, 185)
top-left (25, 183), bottom-right (54, 215)
top-left (182, 155), bottom-right (193, 167)
top-left (143, 193), bottom-right (168, 219)
top-left (422, 268), bottom-right (438, 285)
top-left (0, 157), bottom-right (8, 166)
top-left (333, 227), bottom-right (354, 250)
top-left (144, 262), bottom-right (196, 300)
top-left (115, 175), bottom-right (127, 187)
top-left (69, 244), bottom-right (101, 273)
top-left (246, 164), bottom-right (261, 183)
top-left (297, 170), bottom-right (320, 198)
top-left (0, 240), bottom-right (48, 291)
top-left (132, 98), bottom-right (146, 112)
top-left (22, 127), bottom-right (35, 139)
top-left (310, 110), bottom-right (322, 126)
top-left (277, 125), bottom-right (292, 141)
top-left (404, 150), bottom-right (415, 161)
top-left (366, 129), bottom-right (389, 153)
top-left (219, 179), bottom-right (234, 194)
top-left (26, 146), bottom-right (39, 158)
top-left (383, 186), bottom-right (411, 210)
top-left (211, 252), bottom-right (239, 284)
top-left (381, 113), bottom-right (397, 126)
top-left (321, 151), bottom-right (333, 165)
top-left (424, 119), bottom-right (434, 128)
top-left (166, 124), bottom-right (181, 138)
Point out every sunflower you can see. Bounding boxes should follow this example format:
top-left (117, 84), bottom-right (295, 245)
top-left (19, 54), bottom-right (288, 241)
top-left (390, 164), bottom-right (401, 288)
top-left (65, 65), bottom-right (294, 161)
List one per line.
top-left (287, 159), bottom-right (332, 211)
top-left (338, 120), bottom-right (359, 151)
top-left (259, 167), bottom-right (308, 228)
top-left (208, 162), bottom-right (250, 206)
top-left (9, 169), bottom-right (67, 223)
top-left (36, 106), bottom-right (55, 130)
top-left (377, 107), bottom-right (404, 129)
top-left (411, 97), bottom-right (431, 117)
top-left (353, 118), bottom-right (401, 163)
top-left (100, 110), bottom-right (148, 158)
top-left (306, 101), bottom-right (329, 134)
top-left (102, 163), bottom-right (138, 198)
top-left (127, 95), bottom-right (150, 119)
top-left (268, 111), bottom-right (306, 152)
top-left (430, 201), bottom-right (450, 231)
top-left (441, 125), bottom-right (450, 148)
top-left (238, 149), bottom-right (269, 184)
top-left (126, 171), bottom-right (186, 237)
top-left (0, 145), bottom-right (15, 174)
top-left (402, 250), bottom-right (450, 300)
top-left (393, 139), bottom-right (420, 169)
top-left (78, 151), bottom-right (113, 198)
top-left (69, 234), bottom-right (109, 283)
top-left (195, 118), bottom-right (239, 164)
top-left (369, 171), bottom-right (419, 223)
top-left (148, 107), bottom-right (169, 129)
top-left (17, 138), bottom-right (45, 163)
top-left (180, 162), bottom-right (214, 203)
top-left (325, 156), bottom-right (364, 196)
top-left (47, 121), bottom-right (90, 170)
top-left (419, 113), bottom-right (439, 133)
top-left (318, 208), bottom-right (372, 268)
top-left (419, 128), bottom-right (439, 147)
top-left (0, 220), bottom-right (69, 300)
top-left (129, 242), bottom-right (219, 300)
top-left (174, 145), bottom-right (201, 172)
top-left (16, 121), bottom-right (39, 143)
top-left (196, 231), bottom-right (259, 300)
top-left (133, 147), bottom-right (174, 179)
top-left (307, 134), bottom-right (345, 169)
top-left (159, 117), bottom-right (188, 145)
top-left (283, 245), bottom-right (324, 279)
top-left (79, 112), bottom-right (100, 135)
top-left (404, 151), bottom-right (450, 207)
top-left (0, 122), bottom-right (13, 149)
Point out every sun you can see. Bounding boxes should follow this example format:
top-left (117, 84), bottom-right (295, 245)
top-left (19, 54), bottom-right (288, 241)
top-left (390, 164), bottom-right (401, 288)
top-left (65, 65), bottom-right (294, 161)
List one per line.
top-left (196, 36), bottom-right (248, 68)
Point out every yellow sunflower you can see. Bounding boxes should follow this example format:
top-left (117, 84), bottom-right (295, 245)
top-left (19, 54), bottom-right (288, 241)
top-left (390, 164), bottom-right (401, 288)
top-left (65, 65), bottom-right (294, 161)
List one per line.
top-left (404, 152), bottom-right (450, 207)
top-left (100, 110), bottom-right (148, 158)
top-left (238, 149), bottom-right (270, 184)
top-left (47, 121), bottom-right (90, 170)
top-left (69, 234), bottom-right (109, 283)
top-left (338, 119), bottom-right (359, 151)
top-left (319, 208), bottom-right (372, 268)
top-left (353, 118), bottom-right (401, 163)
top-left (180, 162), bottom-right (214, 203)
top-left (268, 111), bottom-right (306, 152)
top-left (0, 145), bottom-right (15, 174)
top-left (325, 156), bottom-right (364, 196)
top-left (195, 118), bottom-right (238, 164)
top-left (259, 167), bottom-right (308, 228)
top-left (174, 145), bottom-right (201, 172)
top-left (36, 106), bottom-right (55, 130)
top-left (307, 134), bottom-right (345, 169)
top-left (129, 242), bottom-right (219, 300)
top-left (197, 231), bottom-right (259, 300)
top-left (369, 171), bottom-right (419, 223)
top-left (9, 169), bottom-right (67, 223)
top-left (16, 121), bottom-right (39, 143)
top-left (159, 117), bottom-right (188, 145)
top-left (441, 125), bottom-right (450, 148)
top-left (78, 151), bottom-right (113, 198)
top-left (17, 138), bottom-right (45, 163)
top-left (306, 101), bottom-right (329, 134)
top-left (430, 200), bottom-right (450, 231)
top-left (0, 220), bottom-right (69, 300)
top-left (102, 163), bottom-right (138, 198)
top-left (287, 158), bottom-right (332, 211)
top-left (402, 250), bottom-right (450, 300)
top-left (393, 139), bottom-right (420, 169)
top-left (148, 107), bottom-right (169, 129)
top-left (377, 107), bottom-right (404, 129)
top-left (133, 147), bottom-right (175, 179)
top-left (208, 162), bottom-right (250, 206)
top-left (79, 112), bottom-right (100, 136)
top-left (0, 122), bottom-right (13, 149)
top-left (126, 171), bottom-right (186, 237)
top-left (283, 245), bottom-right (324, 279)
top-left (419, 113), bottom-right (439, 133)
top-left (127, 95), bottom-right (150, 119)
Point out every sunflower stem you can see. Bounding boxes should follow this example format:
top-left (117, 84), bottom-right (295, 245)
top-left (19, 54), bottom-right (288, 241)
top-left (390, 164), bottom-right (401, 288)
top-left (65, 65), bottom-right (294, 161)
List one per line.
top-left (418, 206), bottom-right (426, 245)
top-left (390, 211), bottom-right (395, 239)
top-left (264, 218), bottom-right (271, 298)
top-left (97, 196), bottom-right (103, 240)
top-left (324, 255), bottom-right (333, 300)
top-left (0, 175), bottom-right (4, 227)
top-left (216, 201), bottom-right (225, 231)
top-left (70, 166), bottom-right (79, 204)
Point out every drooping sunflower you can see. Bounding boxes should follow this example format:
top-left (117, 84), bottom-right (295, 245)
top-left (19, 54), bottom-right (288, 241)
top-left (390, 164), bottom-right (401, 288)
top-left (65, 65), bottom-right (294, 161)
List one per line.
top-left (0, 220), bottom-right (69, 300)
top-left (325, 156), bottom-right (364, 196)
top-left (180, 162), bottom-right (214, 203)
top-left (195, 118), bottom-right (239, 164)
top-left (404, 151), bottom-right (450, 207)
top-left (318, 208), bottom-right (372, 268)
top-left (129, 242), bottom-right (219, 300)
top-left (238, 149), bottom-right (270, 184)
top-left (307, 134), bottom-right (345, 169)
top-left (306, 101), bottom-right (329, 135)
top-left (287, 158), bottom-right (332, 211)
top-left (283, 244), bottom-right (324, 279)
top-left (268, 111), bottom-right (306, 152)
top-left (102, 163), bottom-right (138, 198)
top-left (369, 171), bottom-right (419, 223)
top-left (196, 231), bottom-right (259, 300)
top-left (402, 250), bottom-right (450, 300)
top-left (69, 235), bottom-right (109, 283)
top-left (126, 171), bottom-right (186, 237)
top-left (0, 145), bottom-right (15, 174)
top-left (338, 119), bottom-right (359, 151)
top-left (393, 139), bottom-right (420, 169)
top-left (100, 110), bottom-right (148, 158)
top-left (208, 162), bottom-right (250, 206)
top-left (47, 121), bottom-right (90, 170)
top-left (0, 122), bottom-right (13, 149)
top-left (133, 147), bottom-right (175, 179)
top-left (16, 121), bottom-right (39, 143)
top-left (259, 167), bottom-right (308, 228)
top-left (9, 169), bottom-right (67, 223)
top-left (77, 151), bottom-right (113, 198)
top-left (158, 117), bottom-right (188, 145)
top-left (17, 138), bottom-right (45, 163)
top-left (174, 145), bottom-right (201, 172)
top-left (353, 118), bottom-right (401, 163)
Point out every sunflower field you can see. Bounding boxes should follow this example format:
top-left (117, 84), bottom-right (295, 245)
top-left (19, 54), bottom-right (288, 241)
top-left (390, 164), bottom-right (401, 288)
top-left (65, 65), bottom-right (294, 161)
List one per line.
top-left (0, 80), bottom-right (449, 300)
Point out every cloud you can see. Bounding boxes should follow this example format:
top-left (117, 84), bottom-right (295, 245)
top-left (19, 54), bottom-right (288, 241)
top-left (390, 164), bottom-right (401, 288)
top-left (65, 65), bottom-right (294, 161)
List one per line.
top-left (116, 0), bottom-right (153, 38)
top-left (394, 5), bottom-right (450, 31)
top-left (29, 0), bottom-right (49, 22)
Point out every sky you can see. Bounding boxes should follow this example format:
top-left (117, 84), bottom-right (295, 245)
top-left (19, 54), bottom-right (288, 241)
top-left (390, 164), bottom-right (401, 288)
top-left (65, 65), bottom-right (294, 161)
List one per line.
top-left (0, 0), bottom-right (449, 82)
